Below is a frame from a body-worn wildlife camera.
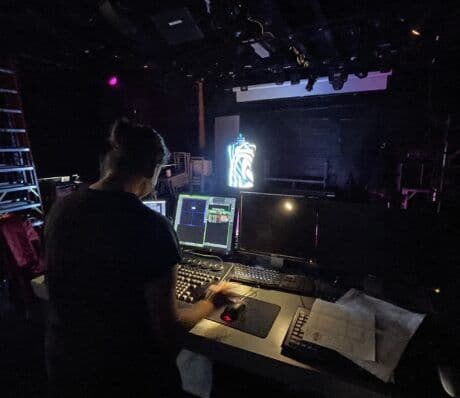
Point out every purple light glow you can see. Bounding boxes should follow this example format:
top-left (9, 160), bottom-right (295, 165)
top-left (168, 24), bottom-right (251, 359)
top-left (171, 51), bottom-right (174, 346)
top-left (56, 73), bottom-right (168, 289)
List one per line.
top-left (108, 76), bottom-right (118, 87)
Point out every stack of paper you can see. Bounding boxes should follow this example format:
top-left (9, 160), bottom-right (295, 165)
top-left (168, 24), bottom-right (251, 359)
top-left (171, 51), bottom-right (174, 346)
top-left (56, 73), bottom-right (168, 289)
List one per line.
top-left (301, 289), bottom-right (426, 383)
top-left (336, 289), bottom-right (425, 382)
top-left (301, 298), bottom-right (376, 362)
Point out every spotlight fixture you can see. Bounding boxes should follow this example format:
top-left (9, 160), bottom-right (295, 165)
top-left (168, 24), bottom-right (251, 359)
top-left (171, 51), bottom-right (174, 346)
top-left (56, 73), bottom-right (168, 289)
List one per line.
top-left (355, 71), bottom-right (368, 79)
top-left (305, 75), bottom-right (316, 91)
top-left (107, 76), bottom-right (119, 87)
top-left (328, 70), bottom-right (348, 91)
top-left (411, 28), bottom-right (421, 37)
top-left (275, 73), bottom-right (285, 85)
top-left (270, 65), bottom-right (285, 85)
top-left (290, 73), bottom-right (300, 85)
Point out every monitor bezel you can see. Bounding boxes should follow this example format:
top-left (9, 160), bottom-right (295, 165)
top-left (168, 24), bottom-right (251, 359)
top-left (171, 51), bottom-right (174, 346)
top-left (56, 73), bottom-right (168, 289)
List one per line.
top-left (173, 193), bottom-right (237, 255)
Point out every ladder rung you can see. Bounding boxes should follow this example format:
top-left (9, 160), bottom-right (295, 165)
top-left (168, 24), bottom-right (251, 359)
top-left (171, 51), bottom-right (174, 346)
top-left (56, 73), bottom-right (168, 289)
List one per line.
top-left (0, 128), bottom-right (26, 133)
top-left (0, 183), bottom-right (37, 193)
top-left (0, 165), bottom-right (34, 173)
top-left (31, 219), bottom-right (44, 227)
top-left (0, 147), bottom-right (30, 153)
top-left (0, 67), bottom-right (14, 74)
top-left (0, 88), bottom-right (18, 94)
top-left (0, 201), bottom-right (41, 214)
top-left (0, 108), bottom-right (22, 114)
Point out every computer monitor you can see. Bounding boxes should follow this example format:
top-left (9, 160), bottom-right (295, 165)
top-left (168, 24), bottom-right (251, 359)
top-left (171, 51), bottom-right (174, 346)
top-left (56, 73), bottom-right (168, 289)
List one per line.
top-left (143, 200), bottom-right (166, 216)
top-left (315, 200), bottom-right (387, 274)
top-left (174, 194), bottom-right (236, 253)
top-left (239, 192), bottom-right (316, 260)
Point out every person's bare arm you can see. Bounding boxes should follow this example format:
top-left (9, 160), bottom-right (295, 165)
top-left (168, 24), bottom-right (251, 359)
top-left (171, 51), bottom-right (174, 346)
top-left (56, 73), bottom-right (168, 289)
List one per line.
top-left (144, 266), bottom-right (234, 339)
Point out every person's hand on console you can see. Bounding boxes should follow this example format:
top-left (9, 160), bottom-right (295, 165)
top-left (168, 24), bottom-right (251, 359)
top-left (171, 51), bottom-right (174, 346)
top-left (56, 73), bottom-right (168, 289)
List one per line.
top-left (205, 282), bottom-right (240, 308)
top-left (173, 282), bottom-right (240, 331)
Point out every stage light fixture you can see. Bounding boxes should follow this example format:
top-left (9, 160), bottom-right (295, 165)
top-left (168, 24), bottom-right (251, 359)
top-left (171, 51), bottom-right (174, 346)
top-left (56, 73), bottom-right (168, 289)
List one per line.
top-left (107, 76), bottom-right (119, 87)
top-left (305, 75), bottom-right (316, 91)
top-left (411, 28), bottom-right (421, 37)
top-left (275, 74), bottom-right (285, 85)
top-left (290, 73), bottom-right (300, 85)
top-left (355, 71), bottom-right (368, 79)
top-left (328, 71), bottom-right (347, 91)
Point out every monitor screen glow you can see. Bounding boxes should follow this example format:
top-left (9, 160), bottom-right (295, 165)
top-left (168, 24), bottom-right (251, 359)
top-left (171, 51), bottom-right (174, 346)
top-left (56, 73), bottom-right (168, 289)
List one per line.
top-left (173, 194), bottom-right (236, 253)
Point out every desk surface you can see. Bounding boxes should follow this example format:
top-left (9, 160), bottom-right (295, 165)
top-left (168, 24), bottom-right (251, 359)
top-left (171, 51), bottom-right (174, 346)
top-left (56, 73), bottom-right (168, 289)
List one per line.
top-left (186, 285), bottom-right (396, 398)
top-left (31, 276), bottom-right (403, 397)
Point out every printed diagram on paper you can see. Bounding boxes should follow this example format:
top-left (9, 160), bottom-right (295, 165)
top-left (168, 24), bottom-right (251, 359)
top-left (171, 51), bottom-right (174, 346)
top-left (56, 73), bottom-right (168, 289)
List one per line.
top-left (301, 299), bottom-right (376, 362)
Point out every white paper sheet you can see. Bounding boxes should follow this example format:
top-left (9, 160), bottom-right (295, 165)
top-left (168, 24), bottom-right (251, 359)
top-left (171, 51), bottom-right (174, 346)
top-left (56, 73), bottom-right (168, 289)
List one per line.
top-left (301, 299), bottom-right (376, 362)
top-left (336, 289), bottom-right (426, 383)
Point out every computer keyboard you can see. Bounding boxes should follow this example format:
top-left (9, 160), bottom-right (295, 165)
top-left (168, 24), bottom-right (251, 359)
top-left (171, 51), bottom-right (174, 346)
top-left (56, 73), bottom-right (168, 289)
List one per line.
top-left (175, 257), bottom-right (233, 303)
top-left (231, 264), bottom-right (282, 287)
top-left (281, 306), bottom-right (337, 363)
top-left (177, 254), bottom-right (316, 299)
top-left (231, 264), bottom-right (315, 296)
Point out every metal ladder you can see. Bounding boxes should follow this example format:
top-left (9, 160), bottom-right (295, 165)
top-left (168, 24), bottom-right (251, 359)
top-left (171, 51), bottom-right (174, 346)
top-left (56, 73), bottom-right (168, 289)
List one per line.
top-left (0, 60), bottom-right (43, 226)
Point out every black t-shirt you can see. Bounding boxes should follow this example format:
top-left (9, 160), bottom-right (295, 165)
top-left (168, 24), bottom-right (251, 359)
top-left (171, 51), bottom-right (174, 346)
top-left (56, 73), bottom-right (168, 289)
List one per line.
top-left (44, 188), bottom-right (181, 396)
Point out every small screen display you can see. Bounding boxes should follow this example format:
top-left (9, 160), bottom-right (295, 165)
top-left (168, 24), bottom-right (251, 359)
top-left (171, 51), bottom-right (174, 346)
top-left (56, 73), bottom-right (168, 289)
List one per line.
top-left (143, 200), bottom-right (166, 216)
top-left (174, 194), bottom-right (236, 252)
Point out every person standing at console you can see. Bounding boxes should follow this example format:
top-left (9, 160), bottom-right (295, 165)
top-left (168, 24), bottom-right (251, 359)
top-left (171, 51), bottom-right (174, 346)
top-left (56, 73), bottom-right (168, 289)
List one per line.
top-left (44, 118), bottom-right (233, 397)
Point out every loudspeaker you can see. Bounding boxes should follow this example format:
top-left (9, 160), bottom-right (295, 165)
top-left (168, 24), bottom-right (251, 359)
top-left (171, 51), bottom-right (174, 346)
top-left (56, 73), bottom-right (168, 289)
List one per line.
top-left (151, 7), bottom-right (204, 45)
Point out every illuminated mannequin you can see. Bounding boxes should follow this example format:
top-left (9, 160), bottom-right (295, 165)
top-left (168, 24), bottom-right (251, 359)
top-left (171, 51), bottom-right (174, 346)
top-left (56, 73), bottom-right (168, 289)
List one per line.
top-left (227, 133), bottom-right (256, 189)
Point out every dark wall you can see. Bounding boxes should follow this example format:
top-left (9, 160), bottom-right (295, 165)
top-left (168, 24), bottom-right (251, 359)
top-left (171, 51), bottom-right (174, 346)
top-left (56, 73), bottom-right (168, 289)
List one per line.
top-left (240, 102), bottom-right (382, 189)
top-left (207, 73), bottom-right (434, 197)
top-left (18, 62), bottom-right (199, 183)
top-left (18, 64), bottom-right (105, 182)
top-left (98, 78), bottom-right (198, 157)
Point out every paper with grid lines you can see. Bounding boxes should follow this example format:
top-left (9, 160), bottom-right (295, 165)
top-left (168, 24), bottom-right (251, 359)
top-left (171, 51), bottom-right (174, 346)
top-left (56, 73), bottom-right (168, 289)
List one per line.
top-left (336, 289), bottom-right (426, 382)
top-left (301, 298), bottom-right (376, 361)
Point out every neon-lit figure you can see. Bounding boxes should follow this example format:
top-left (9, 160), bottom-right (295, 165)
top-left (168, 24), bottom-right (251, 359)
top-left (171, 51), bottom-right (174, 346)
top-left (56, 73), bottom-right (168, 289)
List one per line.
top-left (228, 133), bottom-right (256, 188)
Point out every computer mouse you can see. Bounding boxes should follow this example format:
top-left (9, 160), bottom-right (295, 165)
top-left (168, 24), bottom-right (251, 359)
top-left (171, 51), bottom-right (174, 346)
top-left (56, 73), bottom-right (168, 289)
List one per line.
top-left (220, 302), bottom-right (246, 322)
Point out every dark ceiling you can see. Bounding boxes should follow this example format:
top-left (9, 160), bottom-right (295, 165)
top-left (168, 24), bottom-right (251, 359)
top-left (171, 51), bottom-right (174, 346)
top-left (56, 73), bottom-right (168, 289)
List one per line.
top-left (1, 0), bottom-right (459, 87)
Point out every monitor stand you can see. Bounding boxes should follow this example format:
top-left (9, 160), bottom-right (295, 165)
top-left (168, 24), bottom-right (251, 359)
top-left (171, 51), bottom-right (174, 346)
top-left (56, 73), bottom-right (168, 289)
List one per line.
top-left (253, 254), bottom-right (285, 270)
top-left (270, 255), bottom-right (284, 269)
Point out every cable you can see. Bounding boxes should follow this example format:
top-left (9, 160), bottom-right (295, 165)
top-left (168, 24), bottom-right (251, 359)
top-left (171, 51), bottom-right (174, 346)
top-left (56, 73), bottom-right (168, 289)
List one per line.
top-left (182, 249), bottom-right (224, 262)
top-left (247, 17), bottom-right (275, 39)
top-left (247, 16), bottom-right (264, 36)
top-left (300, 295), bottom-right (308, 308)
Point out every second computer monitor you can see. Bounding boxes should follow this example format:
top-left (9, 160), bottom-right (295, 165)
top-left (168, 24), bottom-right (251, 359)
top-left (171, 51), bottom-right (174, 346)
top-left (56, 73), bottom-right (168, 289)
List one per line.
top-left (174, 194), bottom-right (236, 253)
top-left (239, 192), bottom-right (316, 260)
top-left (143, 200), bottom-right (166, 216)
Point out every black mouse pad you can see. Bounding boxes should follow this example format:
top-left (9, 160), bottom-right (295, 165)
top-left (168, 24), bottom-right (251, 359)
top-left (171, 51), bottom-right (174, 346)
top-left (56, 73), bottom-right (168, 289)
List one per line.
top-left (206, 297), bottom-right (281, 338)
